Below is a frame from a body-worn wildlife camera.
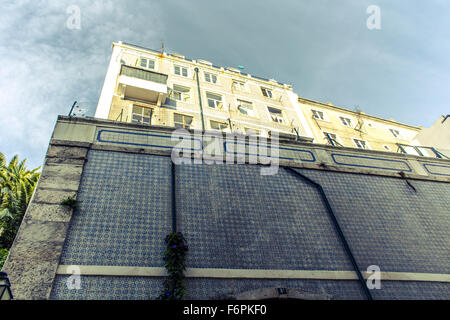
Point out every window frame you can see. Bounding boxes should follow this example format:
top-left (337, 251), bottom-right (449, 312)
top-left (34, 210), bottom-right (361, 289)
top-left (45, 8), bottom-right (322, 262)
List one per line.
top-left (131, 105), bottom-right (153, 125)
top-left (174, 64), bottom-right (189, 77)
top-left (244, 127), bottom-right (261, 136)
top-left (206, 92), bottom-right (223, 109)
top-left (173, 113), bottom-right (193, 129)
top-left (204, 71), bottom-right (218, 84)
top-left (352, 138), bottom-right (370, 150)
top-left (232, 80), bottom-right (247, 92)
top-left (210, 119), bottom-right (229, 131)
top-left (139, 57), bottom-right (155, 70)
top-left (260, 87), bottom-right (273, 99)
top-left (339, 116), bottom-right (353, 128)
top-left (322, 131), bottom-right (342, 146)
top-left (267, 106), bottom-right (284, 124)
top-left (171, 84), bottom-right (191, 103)
top-left (311, 109), bottom-right (327, 121)
top-left (389, 128), bottom-right (401, 139)
top-left (236, 99), bottom-right (255, 117)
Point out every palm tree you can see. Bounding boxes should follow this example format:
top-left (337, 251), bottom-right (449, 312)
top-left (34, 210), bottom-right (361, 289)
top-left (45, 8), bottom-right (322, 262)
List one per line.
top-left (0, 153), bottom-right (40, 249)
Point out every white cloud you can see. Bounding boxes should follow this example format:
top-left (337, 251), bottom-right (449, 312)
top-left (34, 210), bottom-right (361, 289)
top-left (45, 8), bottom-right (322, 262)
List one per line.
top-left (0, 0), bottom-right (163, 168)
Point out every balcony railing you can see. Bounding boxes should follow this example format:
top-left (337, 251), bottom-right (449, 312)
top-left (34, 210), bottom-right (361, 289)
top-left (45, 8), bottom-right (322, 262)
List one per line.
top-left (396, 143), bottom-right (450, 159)
top-left (120, 65), bottom-right (168, 85)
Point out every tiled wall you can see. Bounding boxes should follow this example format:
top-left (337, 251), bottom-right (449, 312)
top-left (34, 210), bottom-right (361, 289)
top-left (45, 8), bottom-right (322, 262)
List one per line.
top-left (59, 151), bottom-right (172, 267)
top-left (51, 150), bottom-right (450, 299)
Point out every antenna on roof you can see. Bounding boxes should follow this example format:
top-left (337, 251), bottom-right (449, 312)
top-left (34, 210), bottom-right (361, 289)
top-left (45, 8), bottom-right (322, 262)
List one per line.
top-left (161, 40), bottom-right (165, 54)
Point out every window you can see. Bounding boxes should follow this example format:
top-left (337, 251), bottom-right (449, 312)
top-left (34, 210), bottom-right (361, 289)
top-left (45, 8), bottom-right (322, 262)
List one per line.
top-left (268, 107), bottom-right (284, 123)
top-left (174, 65), bottom-right (188, 77)
top-left (206, 92), bottom-right (223, 109)
top-left (353, 138), bottom-right (369, 149)
top-left (311, 109), bottom-right (325, 121)
top-left (389, 129), bottom-right (401, 138)
top-left (323, 132), bottom-right (340, 146)
top-left (232, 80), bottom-right (246, 91)
top-left (210, 120), bottom-right (228, 131)
top-left (244, 127), bottom-right (261, 136)
top-left (139, 57), bottom-right (155, 69)
top-left (171, 85), bottom-right (191, 102)
top-left (261, 87), bottom-right (273, 98)
top-left (131, 105), bottom-right (152, 125)
top-left (340, 116), bottom-right (353, 127)
top-left (204, 72), bottom-right (218, 84)
top-left (237, 99), bottom-right (254, 116)
top-left (174, 113), bottom-right (193, 129)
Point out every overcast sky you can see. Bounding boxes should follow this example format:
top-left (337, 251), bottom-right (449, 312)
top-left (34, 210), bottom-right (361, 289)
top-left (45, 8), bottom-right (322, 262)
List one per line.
top-left (1, 0), bottom-right (449, 169)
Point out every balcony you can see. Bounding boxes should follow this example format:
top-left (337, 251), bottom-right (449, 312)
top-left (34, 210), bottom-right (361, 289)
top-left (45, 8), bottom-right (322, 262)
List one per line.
top-left (118, 65), bottom-right (168, 105)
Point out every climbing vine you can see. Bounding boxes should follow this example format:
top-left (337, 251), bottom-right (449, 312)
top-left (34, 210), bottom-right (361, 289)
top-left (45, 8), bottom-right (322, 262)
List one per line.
top-left (157, 232), bottom-right (188, 300)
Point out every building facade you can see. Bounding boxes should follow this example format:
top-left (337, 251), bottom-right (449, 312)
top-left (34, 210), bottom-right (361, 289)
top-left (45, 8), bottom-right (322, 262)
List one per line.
top-left (3, 42), bottom-right (449, 300)
top-left (94, 41), bottom-right (449, 160)
top-left (413, 115), bottom-right (450, 158)
top-left (95, 41), bottom-right (314, 141)
top-left (297, 98), bottom-right (426, 154)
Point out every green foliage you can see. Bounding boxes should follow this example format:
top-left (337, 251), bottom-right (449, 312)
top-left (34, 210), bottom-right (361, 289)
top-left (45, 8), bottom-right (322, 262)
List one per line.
top-left (156, 232), bottom-right (189, 300)
top-left (0, 248), bottom-right (8, 270)
top-left (60, 195), bottom-right (78, 210)
top-left (0, 153), bottom-right (40, 249)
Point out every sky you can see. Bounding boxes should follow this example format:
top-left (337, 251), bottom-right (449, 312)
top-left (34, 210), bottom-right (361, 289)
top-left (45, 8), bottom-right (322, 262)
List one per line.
top-left (0, 0), bottom-right (449, 169)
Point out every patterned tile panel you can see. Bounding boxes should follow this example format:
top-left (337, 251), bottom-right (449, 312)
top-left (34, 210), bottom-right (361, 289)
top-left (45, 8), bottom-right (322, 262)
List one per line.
top-left (370, 281), bottom-right (450, 300)
top-left (96, 129), bottom-right (202, 151)
top-left (50, 275), bottom-right (164, 300)
top-left (176, 164), bottom-right (353, 271)
top-left (50, 275), bottom-right (366, 300)
top-left (223, 141), bottom-right (316, 162)
top-left (59, 150), bottom-right (172, 266)
top-left (50, 275), bottom-right (449, 300)
top-left (297, 169), bottom-right (450, 274)
top-left (422, 163), bottom-right (450, 176)
top-left (331, 153), bottom-right (412, 172)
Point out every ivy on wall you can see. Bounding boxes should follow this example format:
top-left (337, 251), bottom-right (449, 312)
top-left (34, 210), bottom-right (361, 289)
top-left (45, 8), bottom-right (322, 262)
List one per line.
top-left (156, 232), bottom-right (189, 300)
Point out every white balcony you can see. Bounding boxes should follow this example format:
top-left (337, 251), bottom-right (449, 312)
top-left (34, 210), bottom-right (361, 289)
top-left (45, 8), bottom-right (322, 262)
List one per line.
top-left (118, 65), bottom-right (168, 105)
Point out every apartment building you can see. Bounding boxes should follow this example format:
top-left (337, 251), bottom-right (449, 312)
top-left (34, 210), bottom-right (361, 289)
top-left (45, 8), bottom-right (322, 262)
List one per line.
top-left (3, 42), bottom-right (449, 300)
top-left (95, 41), bottom-right (314, 141)
top-left (296, 97), bottom-right (432, 154)
top-left (94, 41), bottom-right (447, 160)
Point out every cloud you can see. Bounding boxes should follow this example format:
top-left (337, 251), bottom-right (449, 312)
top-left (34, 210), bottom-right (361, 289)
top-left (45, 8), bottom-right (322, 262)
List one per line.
top-left (0, 0), bottom-right (449, 168)
top-left (0, 0), bottom-right (164, 168)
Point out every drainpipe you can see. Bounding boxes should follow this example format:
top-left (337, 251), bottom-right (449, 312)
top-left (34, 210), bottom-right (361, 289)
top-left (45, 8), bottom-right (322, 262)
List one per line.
top-left (194, 67), bottom-right (205, 132)
top-left (285, 167), bottom-right (373, 300)
top-left (171, 162), bottom-right (177, 232)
